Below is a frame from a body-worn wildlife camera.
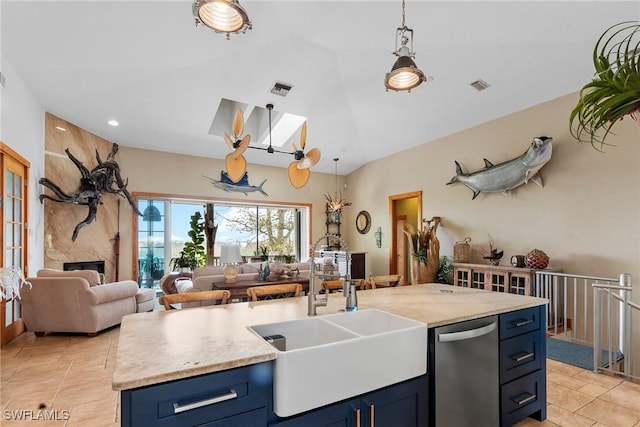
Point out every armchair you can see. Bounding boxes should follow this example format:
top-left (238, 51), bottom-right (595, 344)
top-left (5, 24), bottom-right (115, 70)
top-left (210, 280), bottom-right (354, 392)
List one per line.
top-left (22, 269), bottom-right (155, 336)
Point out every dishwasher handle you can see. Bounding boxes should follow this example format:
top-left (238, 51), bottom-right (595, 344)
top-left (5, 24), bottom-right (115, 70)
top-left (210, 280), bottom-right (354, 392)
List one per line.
top-left (438, 321), bottom-right (497, 342)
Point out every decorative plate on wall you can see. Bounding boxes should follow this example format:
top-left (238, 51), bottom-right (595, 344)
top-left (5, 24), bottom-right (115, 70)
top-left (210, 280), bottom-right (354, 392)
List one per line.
top-left (356, 211), bottom-right (371, 234)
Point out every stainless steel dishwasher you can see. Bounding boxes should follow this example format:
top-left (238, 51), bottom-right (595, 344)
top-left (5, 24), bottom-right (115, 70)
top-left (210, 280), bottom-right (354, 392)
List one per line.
top-left (434, 315), bottom-right (499, 426)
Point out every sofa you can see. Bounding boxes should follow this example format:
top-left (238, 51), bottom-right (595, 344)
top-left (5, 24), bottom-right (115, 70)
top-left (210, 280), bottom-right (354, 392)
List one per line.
top-left (22, 269), bottom-right (156, 336)
top-left (177, 262), bottom-right (312, 308)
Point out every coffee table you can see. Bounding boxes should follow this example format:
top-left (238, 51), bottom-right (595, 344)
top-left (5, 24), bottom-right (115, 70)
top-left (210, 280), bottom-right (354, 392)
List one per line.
top-left (213, 277), bottom-right (310, 301)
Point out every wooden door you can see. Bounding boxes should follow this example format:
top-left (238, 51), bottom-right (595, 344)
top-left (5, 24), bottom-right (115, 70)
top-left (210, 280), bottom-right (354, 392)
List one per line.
top-left (388, 191), bottom-right (422, 281)
top-left (1, 143), bottom-right (30, 346)
top-left (396, 216), bottom-right (408, 285)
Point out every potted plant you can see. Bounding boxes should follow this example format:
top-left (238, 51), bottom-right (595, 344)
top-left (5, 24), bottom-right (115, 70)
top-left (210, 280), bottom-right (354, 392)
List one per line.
top-left (570, 21), bottom-right (640, 149)
top-left (170, 211), bottom-right (206, 272)
top-left (170, 251), bottom-right (196, 272)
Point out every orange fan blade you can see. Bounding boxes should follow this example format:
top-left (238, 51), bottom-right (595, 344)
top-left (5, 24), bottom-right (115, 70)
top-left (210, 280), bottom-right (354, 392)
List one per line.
top-left (291, 141), bottom-right (298, 152)
top-left (299, 122), bottom-right (307, 149)
top-left (225, 154), bottom-right (247, 183)
top-left (230, 135), bottom-right (250, 159)
top-left (223, 132), bottom-right (234, 150)
top-left (232, 108), bottom-right (244, 139)
top-left (298, 147), bottom-right (321, 169)
top-left (288, 162), bottom-right (310, 189)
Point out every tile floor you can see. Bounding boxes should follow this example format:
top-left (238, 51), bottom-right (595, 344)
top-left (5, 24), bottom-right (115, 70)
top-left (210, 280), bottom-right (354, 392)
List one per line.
top-left (1, 329), bottom-right (639, 426)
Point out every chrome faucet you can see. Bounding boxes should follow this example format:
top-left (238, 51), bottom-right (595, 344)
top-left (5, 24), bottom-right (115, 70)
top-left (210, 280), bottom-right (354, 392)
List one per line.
top-left (308, 274), bottom-right (328, 316)
top-left (308, 234), bottom-right (350, 316)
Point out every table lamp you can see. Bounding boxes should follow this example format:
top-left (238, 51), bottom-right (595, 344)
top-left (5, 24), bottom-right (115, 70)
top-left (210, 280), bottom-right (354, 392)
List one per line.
top-left (220, 244), bottom-right (242, 283)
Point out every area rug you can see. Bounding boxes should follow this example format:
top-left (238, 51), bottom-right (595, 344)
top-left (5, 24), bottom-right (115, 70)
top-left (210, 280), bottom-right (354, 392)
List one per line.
top-left (546, 337), bottom-right (623, 370)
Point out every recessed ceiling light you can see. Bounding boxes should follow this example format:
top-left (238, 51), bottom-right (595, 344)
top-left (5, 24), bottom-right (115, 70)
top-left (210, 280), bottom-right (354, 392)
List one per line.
top-left (55, 126), bottom-right (66, 131)
top-left (108, 119), bottom-right (119, 127)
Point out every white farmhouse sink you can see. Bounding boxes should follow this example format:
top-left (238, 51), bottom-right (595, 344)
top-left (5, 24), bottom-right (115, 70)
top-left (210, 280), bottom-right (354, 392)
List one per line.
top-left (248, 309), bottom-right (428, 417)
top-left (249, 317), bottom-right (359, 351)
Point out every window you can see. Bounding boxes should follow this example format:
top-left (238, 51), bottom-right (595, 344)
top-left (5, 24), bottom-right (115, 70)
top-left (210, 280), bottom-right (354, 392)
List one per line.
top-left (134, 195), bottom-right (309, 289)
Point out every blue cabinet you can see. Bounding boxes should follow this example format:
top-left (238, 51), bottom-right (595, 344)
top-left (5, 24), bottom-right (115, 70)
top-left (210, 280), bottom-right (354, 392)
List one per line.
top-left (269, 375), bottom-right (427, 427)
top-left (499, 305), bottom-right (547, 427)
top-left (120, 362), bottom-right (272, 427)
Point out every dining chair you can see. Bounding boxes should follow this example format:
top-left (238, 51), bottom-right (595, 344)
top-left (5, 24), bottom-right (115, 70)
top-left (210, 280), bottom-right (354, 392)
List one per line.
top-left (158, 290), bottom-right (231, 310)
top-left (321, 279), bottom-right (345, 293)
top-left (368, 274), bottom-right (403, 289)
top-left (246, 283), bottom-right (302, 301)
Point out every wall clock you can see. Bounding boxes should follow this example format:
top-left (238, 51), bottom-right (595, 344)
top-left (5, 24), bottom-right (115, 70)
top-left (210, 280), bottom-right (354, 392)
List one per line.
top-left (356, 211), bottom-right (371, 234)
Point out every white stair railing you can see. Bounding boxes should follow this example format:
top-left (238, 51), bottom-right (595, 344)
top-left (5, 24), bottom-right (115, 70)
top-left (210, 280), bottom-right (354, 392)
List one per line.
top-left (534, 271), bottom-right (637, 380)
top-left (534, 271), bottom-right (619, 343)
top-left (593, 274), bottom-right (638, 381)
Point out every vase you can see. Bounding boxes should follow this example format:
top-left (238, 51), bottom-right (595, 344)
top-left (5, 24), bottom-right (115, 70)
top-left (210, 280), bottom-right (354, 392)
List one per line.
top-left (525, 249), bottom-right (549, 269)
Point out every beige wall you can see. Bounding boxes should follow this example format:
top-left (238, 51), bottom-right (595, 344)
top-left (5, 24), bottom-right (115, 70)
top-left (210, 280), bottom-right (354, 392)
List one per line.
top-left (345, 92), bottom-right (639, 282)
top-left (343, 91), bottom-right (640, 373)
top-left (116, 147), bottom-right (346, 279)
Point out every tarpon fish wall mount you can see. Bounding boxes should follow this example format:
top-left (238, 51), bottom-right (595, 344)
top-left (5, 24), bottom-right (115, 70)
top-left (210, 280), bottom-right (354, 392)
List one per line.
top-left (446, 136), bottom-right (553, 200)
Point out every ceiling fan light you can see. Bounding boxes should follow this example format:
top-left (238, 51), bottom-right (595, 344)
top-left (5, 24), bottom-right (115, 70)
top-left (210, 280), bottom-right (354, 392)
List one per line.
top-left (384, 55), bottom-right (426, 92)
top-left (193, 0), bottom-right (252, 37)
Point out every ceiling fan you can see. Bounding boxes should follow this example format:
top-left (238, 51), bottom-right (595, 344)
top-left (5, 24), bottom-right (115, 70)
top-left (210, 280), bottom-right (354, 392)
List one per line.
top-left (221, 104), bottom-right (321, 188)
top-left (288, 122), bottom-right (321, 188)
top-left (222, 108), bottom-right (250, 183)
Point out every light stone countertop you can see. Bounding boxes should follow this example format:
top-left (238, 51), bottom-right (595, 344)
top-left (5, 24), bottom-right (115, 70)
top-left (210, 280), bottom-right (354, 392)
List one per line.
top-left (112, 283), bottom-right (547, 391)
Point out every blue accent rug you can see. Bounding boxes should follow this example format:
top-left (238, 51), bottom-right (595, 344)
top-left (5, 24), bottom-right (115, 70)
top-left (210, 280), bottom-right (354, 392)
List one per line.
top-left (546, 337), bottom-right (623, 370)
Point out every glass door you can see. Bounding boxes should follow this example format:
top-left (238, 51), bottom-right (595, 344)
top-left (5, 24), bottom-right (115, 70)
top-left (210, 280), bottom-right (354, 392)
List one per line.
top-left (137, 199), bottom-right (165, 289)
top-left (1, 143), bottom-right (30, 346)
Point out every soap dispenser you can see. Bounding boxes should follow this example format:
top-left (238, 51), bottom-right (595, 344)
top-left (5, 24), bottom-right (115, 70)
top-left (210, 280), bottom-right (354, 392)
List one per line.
top-left (345, 281), bottom-right (358, 312)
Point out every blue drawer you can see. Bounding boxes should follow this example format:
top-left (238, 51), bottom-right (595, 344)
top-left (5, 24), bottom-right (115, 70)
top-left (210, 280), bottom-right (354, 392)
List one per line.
top-left (500, 330), bottom-right (543, 383)
top-left (501, 369), bottom-right (546, 427)
top-left (121, 362), bottom-right (272, 427)
top-left (500, 306), bottom-right (542, 340)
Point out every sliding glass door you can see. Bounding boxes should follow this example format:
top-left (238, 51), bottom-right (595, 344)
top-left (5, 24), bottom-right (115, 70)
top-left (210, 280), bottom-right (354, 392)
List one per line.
top-left (134, 195), bottom-right (308, 289)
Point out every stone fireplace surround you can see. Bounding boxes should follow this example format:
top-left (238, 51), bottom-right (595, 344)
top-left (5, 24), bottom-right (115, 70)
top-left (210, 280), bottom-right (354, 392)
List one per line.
top-left (43, 113), bottom-right (121, 283)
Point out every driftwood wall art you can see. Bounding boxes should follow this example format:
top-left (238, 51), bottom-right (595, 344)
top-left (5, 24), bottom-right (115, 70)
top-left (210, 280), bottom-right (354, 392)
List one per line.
top-left (38, 143), bottom-right (141, 241)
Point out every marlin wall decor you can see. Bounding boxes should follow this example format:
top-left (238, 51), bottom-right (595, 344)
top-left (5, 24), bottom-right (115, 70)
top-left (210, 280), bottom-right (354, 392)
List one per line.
top-left (446, 136), bottom-right (553, 200)
top-left (203, 171), bottom-right (268, 197)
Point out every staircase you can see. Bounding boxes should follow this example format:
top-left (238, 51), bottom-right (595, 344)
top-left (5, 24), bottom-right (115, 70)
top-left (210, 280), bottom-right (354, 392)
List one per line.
top-left (535, 271), bottom-right (637, 381)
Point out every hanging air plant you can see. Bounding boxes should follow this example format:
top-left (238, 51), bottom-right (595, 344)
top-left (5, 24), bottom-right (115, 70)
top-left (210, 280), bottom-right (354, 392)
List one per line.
top-left (569, 21), bottom-right (640, 150)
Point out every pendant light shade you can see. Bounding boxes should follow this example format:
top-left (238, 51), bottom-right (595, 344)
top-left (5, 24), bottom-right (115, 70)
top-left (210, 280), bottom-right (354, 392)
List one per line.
top-left (385, 55), bottom-right (426, 92)
top-left (384, 0), bottom-right (429, 92)
top-left (193, 0), bottom-right (252, 39)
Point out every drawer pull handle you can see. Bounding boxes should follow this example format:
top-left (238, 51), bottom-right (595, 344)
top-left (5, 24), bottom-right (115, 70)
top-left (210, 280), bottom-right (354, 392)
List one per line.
top-left (354, 407), bottom-right (361, 427)
top-left (369, 403), bottom-right (375, 427)
top-left (513, 318), bottom-right (534, 327)
top-left (172, 389), bottom-right (238, 414)
top-left (513, 393), bottom-right (536, 406)
top-left (512, 351), bottom-right (534, 362)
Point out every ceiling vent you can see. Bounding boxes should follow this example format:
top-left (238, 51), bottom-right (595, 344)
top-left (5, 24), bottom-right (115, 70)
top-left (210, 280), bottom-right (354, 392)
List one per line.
top-left (470, 79), bottom-right (490, 91)
top-left (270, 81), bottom-right (293, 97)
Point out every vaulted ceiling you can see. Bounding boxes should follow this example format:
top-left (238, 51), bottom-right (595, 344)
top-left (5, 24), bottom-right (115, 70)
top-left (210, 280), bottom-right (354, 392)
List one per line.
top-left (2, 1), bottom-right (638, 174)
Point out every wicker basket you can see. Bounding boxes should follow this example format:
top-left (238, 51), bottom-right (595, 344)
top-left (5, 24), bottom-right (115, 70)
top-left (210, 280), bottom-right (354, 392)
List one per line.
top-left (453, 237), bottom-right (471, 263)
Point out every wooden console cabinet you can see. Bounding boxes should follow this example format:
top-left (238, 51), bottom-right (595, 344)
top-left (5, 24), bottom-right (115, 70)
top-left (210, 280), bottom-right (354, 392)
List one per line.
top-left (452, 263), bottom-right (558, 296)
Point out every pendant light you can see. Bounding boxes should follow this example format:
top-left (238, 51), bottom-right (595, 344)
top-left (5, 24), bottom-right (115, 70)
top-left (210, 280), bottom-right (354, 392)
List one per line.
top-left (324, 158), bottom-right (351, 213)
top-left (384, 0), bottom-right (428, 92)
top-left (193, 0), bottom-right (252, 40)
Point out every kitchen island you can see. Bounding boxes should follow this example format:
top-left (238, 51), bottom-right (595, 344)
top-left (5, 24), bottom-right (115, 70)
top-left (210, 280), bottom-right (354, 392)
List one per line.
top-left (113, 283), bottom-right (548, 426)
